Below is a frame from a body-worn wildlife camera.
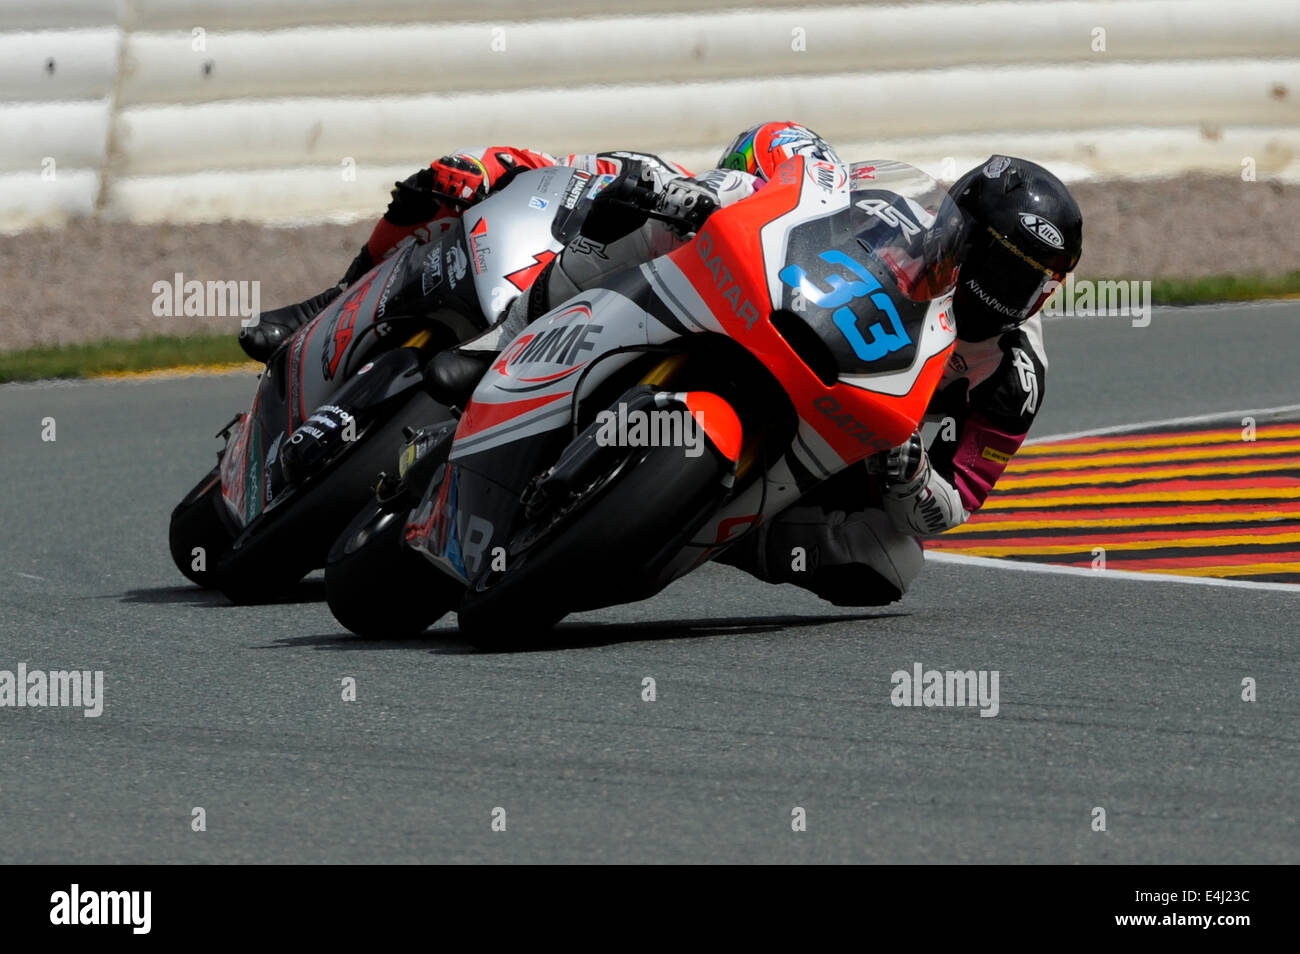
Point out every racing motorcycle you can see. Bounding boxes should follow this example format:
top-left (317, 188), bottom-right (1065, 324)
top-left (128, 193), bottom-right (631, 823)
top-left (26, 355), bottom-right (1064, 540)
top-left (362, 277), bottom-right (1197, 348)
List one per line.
top-left (167, 163), bottom-right (608, 603)
top-left (325, 157), bottom-right (964, 644)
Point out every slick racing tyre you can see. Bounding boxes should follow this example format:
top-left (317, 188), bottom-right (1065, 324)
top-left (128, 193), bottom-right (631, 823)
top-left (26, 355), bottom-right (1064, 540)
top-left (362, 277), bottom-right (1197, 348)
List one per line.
top-left (457, 432), bottom-right (733, 650)
top-left (168, 466), bottom-right (235, 589)
top-left (325, 495), bottom-right (460, 639)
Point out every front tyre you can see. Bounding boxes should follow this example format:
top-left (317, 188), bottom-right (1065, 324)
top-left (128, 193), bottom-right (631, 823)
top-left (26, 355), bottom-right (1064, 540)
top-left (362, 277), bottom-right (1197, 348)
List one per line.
top-left (168, 466), bottom-right (235, 588)
top-left (457, 434), bottom-right (735, 649)
top-left (325, 499), bottom-right (460, 639)
top-left (216, 390), bottom-right (447, 604)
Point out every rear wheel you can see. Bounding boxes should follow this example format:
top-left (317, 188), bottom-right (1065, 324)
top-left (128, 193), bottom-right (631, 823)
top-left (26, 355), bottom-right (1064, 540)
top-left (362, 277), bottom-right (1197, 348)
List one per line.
top-left (168, 466), bottom-right (234, 588)
top-left (217, 390), bottom-right (449, 604)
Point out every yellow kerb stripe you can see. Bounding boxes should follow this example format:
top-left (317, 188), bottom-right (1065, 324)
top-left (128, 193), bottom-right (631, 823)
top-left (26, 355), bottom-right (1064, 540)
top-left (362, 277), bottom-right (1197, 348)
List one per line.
top-left (981, 487), bottom-right (1300, 510)
top-left (1140, 563), bottom-right (1300, 579)
top-left (942, 509), bottom-right (1300, 534)
top-left (997, 458), bottom-right (1300, 489)
top-left (936, 531), bottom-right (1300, 556)
top-left (1008, 441), bottom-right (1300, 472)
top-left (91, 361), bottom-right (262, 381)
top-left (1018, 426), bottom-right (1300, 456)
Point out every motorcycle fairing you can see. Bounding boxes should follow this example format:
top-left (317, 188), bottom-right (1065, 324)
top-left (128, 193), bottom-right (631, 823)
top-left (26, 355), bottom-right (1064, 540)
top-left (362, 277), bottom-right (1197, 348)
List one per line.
top-left (414, 156), bottom-right (956, 589)
top-left (462, 166), bottom-right (581, 315)
top-left (216, 168), bottom-right (579, 528)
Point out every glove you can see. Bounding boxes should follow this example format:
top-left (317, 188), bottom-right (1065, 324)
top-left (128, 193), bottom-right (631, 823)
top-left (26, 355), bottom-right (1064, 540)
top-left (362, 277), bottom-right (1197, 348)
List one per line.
top-left (425, 154), bottom-right (488, 206)
top-left (870, 430), bottom-right (926, 488)
top-left (580, 159), bottom-right (656, 243)
top-left (382, 155), bottom-right (488, 232)
top-left (875, 431), bottom-right (970, 535)
top-left (654, 178), bottom-right (719, 235)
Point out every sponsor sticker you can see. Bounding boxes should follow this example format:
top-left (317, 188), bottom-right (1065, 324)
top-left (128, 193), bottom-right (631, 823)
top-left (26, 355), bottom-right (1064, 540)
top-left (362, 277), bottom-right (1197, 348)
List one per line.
top-left (1017, 212), bottom-right (1065, 250)
top-left (321, 275), bottom-right (374, 380)
top-left (983, 156), bottom-right (1012, 178)
top-left (420, 244), bottom-right (443, 294)
top-left (806, 160), bottom-right (846, 192)
top-left (566, 235), bottom-right (608, 259)
top-left (586, 173), bottom-right (617, 200)
top-left (468, 218), bottom-right (490, 274)
top-left (562, 169), bottom-right (593, 209)
top-left (981, 445), bottom-right (1012, 464)
top-left (445, 244), bottom-right (468, 288)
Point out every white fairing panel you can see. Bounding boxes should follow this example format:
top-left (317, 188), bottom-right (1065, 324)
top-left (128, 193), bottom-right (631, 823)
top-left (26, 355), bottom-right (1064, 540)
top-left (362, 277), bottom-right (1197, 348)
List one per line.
top-left (450, 286), bottom-right (653, 459)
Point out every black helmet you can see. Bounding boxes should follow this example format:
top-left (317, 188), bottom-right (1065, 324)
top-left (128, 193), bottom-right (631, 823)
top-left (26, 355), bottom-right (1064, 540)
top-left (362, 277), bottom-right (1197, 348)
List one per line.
top-left (948, 156), bottom-right (1082, 341)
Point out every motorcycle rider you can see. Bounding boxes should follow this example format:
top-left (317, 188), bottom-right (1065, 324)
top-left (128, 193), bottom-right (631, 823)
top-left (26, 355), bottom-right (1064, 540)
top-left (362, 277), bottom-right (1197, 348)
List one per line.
top-left (426, 121), bottom-right (842, 395)
top-left (238, 122), bottom-right (841, 362)
top-left (237, 146), bottom-right (690, 362)
top-left (720, 155), bottom-right (1083, 606)
top-left (427, 137), bottom-right (1082, 610)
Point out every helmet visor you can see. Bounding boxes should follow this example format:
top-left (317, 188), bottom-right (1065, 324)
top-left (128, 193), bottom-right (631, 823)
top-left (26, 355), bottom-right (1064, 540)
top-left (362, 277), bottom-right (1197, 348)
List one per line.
top-left (958, 224), bottom-right (1063, 328)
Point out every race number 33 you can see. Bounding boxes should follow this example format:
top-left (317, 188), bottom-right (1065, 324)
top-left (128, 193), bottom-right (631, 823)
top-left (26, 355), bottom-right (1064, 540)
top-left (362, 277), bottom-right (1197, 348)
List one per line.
top-left (778, 250), bottom-right (911, 362)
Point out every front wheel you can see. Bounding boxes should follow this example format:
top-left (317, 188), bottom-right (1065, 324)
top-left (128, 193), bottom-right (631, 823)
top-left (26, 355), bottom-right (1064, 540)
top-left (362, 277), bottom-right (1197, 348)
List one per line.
top-left (168, 466), bottom-right (234, 588)
top-left (325, 498), bottom-right (460, 639)
top-left (457, 429), bottom-right (736, 648)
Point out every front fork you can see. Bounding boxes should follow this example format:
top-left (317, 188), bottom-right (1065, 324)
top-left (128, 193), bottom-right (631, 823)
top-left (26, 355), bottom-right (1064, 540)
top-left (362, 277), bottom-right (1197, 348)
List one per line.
top-left (636, 352), bottom-right (763, 481)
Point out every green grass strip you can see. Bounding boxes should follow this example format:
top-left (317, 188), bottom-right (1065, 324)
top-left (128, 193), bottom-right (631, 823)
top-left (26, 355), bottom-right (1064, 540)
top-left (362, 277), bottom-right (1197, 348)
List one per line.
top-left (0, 332), bottom-right (251, 384)
top-left (1144, 271), bottom-right (1300, 306)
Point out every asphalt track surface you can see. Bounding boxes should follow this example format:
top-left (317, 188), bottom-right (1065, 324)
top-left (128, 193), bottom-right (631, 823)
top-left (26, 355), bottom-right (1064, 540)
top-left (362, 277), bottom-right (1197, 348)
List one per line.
top-left (1, 303), bottom-right (1297, 864)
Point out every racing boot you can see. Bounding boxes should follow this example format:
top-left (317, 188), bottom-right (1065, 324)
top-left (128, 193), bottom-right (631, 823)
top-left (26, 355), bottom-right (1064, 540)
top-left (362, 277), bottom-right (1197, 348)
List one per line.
top-left (426, 258), bottom-right (555, 407)
top-left (716, 505), bottom-right (922, 607)
top-left (238, 285), bottom-right (340, 362)
top-left (238, 244), bottom-right (376, 363)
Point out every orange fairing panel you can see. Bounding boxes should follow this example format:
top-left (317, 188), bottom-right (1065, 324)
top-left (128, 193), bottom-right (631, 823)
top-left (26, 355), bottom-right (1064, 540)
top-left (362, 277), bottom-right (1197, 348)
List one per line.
top-left (684, 391), bottom-right (743, 462)
top-left (668, 157), bottom-right (947, 464)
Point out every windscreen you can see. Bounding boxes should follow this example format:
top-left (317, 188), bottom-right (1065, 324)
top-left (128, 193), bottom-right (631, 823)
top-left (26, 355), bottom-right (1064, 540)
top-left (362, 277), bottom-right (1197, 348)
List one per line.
top-left (848, 160), bottom-right (964, 302)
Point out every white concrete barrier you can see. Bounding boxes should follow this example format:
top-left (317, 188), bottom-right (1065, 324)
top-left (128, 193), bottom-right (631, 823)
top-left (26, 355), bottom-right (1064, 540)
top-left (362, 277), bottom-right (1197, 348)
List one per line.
top-left (109, 59), bottom-right (1300, 176)
top-left (118, 0), bottom-right (897, 31)
top-left (0, 0), bottom-right (117, 30)
top-left (2, 0), bottom-right (1297, 228)
top-left (0, 30), bottom-right (119, 103)
top-left (99, 126), bottom-right (1300, 225)
top-left (0, 102), bottom-right (111, 171)
top-left (0, 170), bottom-right (101, 229)
top-left (117, 2), bottom-right (1300, 106)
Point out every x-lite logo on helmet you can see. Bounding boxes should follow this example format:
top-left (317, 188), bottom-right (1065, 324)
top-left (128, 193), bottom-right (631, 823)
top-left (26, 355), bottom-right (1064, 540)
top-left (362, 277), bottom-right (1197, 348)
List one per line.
top-left (1017, 212), bottom-right (1065, 251)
